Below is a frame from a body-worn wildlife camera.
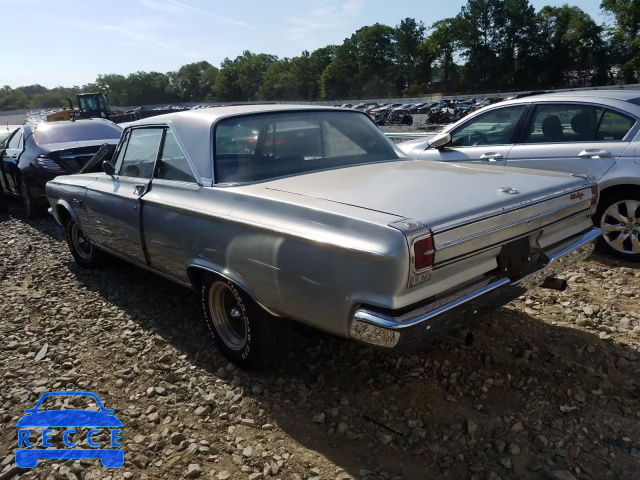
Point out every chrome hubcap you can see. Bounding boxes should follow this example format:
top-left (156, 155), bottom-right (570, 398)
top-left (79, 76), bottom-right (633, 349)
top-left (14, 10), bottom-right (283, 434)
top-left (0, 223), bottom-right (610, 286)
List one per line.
top-left (601, 200), bottom-right (640, 255)
top-left (71, 224), bottom-right (92, 260)
top-left (208, 283), bottom-right (247, 351)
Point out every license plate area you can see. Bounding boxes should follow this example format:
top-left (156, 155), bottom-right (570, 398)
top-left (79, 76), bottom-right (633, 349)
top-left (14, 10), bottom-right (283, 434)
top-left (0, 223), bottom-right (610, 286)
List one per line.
top-left (497, 234), bottom-right (543, 280)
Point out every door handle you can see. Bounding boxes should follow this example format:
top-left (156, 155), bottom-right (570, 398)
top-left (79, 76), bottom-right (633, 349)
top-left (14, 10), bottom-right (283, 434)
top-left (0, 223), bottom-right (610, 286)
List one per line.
top-left (578, 149), bottom-right (613, 159)
top-left (479, 152), bottom-right (503, 161)
top-left (133, 184), bottom-right (146, 195)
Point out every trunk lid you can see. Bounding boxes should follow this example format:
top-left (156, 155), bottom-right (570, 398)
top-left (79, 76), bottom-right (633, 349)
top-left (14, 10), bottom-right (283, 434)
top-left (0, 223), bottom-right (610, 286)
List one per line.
top-left (42, 140), bottom-right (118, 173)
top-left (262, 160), bottom-right (587, 228)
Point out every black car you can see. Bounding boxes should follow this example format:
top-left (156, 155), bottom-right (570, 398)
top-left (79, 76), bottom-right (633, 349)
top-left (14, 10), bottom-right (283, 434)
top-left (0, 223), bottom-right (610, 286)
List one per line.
top-left (0, 119), bottom-right (122, 217)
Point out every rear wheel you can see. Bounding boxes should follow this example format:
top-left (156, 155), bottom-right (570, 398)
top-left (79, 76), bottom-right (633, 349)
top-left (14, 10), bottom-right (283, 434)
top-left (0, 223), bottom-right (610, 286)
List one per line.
top-left (596, 190), bottom-right (640, 262)
top-left (201, 274), bottom-right (289, 368)
top-left (66, 217), bottom-right (103, 268)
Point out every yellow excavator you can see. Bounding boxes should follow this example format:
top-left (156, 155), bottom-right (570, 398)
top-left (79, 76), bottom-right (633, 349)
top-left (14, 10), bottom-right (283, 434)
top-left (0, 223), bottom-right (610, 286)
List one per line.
top-left (46, 93), bottom-right (123, 122)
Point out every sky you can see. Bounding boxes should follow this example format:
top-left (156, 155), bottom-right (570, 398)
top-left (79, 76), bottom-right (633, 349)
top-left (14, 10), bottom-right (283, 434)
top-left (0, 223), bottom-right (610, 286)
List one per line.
top-left (1, 0), bottom-right (608, 88)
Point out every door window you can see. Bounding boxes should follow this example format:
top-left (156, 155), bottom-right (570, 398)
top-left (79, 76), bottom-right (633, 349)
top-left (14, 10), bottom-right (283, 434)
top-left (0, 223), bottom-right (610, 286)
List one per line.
top-left (522, 104), bottom-right (603, 143)
top-left (154, 130), bottom-right (196, 183)
top-left (119, 128), bottom-right (163, 178)
top-left (450, 106), bottom-right (526, 147)
top-left (597, 110), bottom-right (635, 140)
top-left (7, 129), bottom-right (23, 149)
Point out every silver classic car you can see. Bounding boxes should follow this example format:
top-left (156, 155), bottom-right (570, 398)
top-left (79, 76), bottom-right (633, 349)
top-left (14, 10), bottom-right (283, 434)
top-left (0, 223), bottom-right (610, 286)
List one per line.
top-left (46, 105), bottom-right (601, 367)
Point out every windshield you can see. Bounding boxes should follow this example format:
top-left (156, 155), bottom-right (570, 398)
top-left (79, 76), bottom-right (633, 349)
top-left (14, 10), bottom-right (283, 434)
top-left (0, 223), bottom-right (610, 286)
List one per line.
top-left (0, 130), bottom-right (13, 144)
top-left (214, 111), bottom-right (405, 184)
top-left (34, 122), bottom-right (122, 145)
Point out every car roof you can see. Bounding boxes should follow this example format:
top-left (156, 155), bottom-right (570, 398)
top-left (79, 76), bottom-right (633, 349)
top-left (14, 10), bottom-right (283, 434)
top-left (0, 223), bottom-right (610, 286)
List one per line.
top-left (535, 89), bottom-right (640, 101)
top-left (128, 104), bottom-right (366, 185)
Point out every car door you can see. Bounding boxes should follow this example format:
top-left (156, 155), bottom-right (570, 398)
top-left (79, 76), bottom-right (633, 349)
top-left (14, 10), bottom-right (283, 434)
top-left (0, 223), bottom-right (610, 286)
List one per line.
top-left (84, 127), bottom-right (164, 264)
top-left (418, 105), bottom-right (528, 166)
top-left (1, 128), bottom-right (24, 195)
top-left (506, 102), bottom-right (637, 180)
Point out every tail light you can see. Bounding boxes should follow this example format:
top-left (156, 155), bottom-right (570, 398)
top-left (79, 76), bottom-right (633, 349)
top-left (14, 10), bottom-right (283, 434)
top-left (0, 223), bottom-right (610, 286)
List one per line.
top-left (413, 236), bottom-right (435, 270)
top-left (590, 184), bottom-right (599, 206)
top-left (589, 184), bottom-right (599, 216)
top-left (36, 155), bottom-right (65, 172)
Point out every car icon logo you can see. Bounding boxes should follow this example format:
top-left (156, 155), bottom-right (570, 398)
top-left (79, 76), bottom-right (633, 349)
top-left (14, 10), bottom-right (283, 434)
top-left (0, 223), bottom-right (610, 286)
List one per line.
top-left (15, 391), bottom-right (124, 468)
top-left (500, 187), bottom-right (519, 194)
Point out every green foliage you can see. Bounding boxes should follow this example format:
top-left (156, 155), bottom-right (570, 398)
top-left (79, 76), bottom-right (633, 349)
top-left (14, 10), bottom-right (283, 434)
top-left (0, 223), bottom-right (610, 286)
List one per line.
top-left (1, 0), bottom-right (637, 110)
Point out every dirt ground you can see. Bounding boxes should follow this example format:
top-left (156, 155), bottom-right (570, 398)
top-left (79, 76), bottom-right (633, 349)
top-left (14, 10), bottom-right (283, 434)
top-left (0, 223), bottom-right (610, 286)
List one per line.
top-left (0, 204), bottom-right (639, 480)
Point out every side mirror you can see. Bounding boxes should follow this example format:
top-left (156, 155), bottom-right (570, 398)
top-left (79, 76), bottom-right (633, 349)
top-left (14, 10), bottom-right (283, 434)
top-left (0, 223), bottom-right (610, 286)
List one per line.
top-left (429, 132), bottom-right (452, 149)
top-left (102, 161), bottom-right (115, 177)
top-left (23, 408), bottom-right (36, 415)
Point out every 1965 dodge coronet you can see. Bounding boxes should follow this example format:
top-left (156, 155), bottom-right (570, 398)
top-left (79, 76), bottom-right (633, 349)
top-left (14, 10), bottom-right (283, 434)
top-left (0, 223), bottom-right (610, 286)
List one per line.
top-left (46, 105), bottom-right (601, 367)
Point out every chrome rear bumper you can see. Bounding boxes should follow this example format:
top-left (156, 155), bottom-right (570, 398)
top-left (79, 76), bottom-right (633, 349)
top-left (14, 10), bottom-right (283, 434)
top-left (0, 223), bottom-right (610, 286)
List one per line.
top-left (349, 227), bottom-right (601, 350)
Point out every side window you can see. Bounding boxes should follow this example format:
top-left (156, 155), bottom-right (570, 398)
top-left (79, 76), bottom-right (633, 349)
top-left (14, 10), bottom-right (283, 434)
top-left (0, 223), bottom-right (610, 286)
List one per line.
top-left (522, 104), bottom-right (603, 144)
top-left (7, 129), bottom-right (23, 149)
top-left (597, 110), bottom-right (635, 141)
top-left (450, 106), bottom-right (526, 147)
top-left (155, 130), bottom-right (196, 183)
top-left (119, 128), bottom-right (163, 178)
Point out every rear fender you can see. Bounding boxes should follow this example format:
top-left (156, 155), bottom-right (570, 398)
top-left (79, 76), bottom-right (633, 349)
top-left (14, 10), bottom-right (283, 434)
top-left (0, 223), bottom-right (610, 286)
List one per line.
top-left (186, 259), bottom-right (281, 317)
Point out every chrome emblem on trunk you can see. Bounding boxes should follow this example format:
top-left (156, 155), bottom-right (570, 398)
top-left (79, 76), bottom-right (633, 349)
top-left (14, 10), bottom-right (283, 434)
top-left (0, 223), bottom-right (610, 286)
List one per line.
top-left (500, 187), bottom-right (519, 194)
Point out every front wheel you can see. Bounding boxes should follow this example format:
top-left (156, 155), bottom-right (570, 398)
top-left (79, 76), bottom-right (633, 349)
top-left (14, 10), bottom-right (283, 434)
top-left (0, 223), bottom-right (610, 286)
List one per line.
top-left (201, 275), bottom-right (289, 368)
top-left (596, 190), bottom-right (640, 262)
top-left (66, 217), bottom-right (104, 268)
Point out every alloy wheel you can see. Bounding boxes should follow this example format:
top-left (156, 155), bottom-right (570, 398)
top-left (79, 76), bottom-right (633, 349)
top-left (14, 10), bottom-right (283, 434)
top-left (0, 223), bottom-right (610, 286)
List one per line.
top-left (600, 199), bottom-right (640, 255)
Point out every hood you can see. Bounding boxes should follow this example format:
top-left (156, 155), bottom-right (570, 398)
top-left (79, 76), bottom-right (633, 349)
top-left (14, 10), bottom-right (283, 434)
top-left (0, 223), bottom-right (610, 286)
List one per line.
top-left (397, 135), bottom-right (437, 154)
top-left (16, 409), bottom-right (123, 428)
top-left (261, 160), bottom-right (586, 229)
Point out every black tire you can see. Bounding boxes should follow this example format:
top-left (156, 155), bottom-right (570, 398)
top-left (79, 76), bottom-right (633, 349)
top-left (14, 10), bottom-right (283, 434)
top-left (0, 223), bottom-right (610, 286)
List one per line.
top-left (65, 217), bottom-right (103, 268)
top-left (20, 177), bottom-right (39, 219)
top-left (595, 189), bottom-right (640, 262)
top-left (200, 274), bottom-right (289, 368)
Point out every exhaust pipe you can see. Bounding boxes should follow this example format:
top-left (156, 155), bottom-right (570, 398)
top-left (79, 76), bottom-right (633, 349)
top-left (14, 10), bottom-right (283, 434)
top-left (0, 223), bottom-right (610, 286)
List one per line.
top-left (540, 276), bottom-right (567, 291)
top-left (444, 328), bottom-right (474, 346)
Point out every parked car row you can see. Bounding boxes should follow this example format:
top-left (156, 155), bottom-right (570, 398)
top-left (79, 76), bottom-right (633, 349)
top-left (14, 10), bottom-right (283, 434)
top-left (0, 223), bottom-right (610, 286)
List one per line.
top-left (41, 104), bottom-right (602, 369)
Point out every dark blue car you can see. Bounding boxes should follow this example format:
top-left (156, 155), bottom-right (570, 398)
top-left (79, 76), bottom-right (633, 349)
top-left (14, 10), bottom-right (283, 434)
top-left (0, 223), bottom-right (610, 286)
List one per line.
top-left (15, 391), bottom-right (123, 468)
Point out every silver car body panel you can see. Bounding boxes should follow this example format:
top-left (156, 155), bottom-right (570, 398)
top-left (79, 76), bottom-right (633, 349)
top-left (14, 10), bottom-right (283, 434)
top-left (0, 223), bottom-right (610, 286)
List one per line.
top-left (46, 106), bottom-right (601, 346)
top-left (398, 91), bottom-right (640, 194)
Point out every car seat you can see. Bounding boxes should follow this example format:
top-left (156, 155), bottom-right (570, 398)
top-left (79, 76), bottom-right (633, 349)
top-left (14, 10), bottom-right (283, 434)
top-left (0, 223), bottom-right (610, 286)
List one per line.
top-left (541, 115), bottom-right (564, 142)
top-left (570, 113), bottom-right (592, 141)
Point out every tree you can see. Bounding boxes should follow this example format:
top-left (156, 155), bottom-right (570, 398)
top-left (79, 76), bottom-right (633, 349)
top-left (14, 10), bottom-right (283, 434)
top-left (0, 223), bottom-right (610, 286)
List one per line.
top-left (538, 5), bottom-right (607, 88)
top-left (601, 0), bottom-right (640, 83)
top-left (426, 18), bottom-right (461, 92)
top-left (395, 18), bottom-right (427, 91)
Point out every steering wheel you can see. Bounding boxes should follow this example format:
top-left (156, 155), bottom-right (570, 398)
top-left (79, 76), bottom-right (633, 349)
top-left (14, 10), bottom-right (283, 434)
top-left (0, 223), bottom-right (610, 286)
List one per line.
top-left (467, 131), bottom-right (489, 146)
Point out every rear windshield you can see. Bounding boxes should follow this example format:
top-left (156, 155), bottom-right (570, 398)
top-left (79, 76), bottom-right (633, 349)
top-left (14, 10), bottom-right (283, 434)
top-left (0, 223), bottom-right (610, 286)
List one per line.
top-left (34, 122), bottom-right (122, 145)
top-left (214, 111), bottom-right (404, 184)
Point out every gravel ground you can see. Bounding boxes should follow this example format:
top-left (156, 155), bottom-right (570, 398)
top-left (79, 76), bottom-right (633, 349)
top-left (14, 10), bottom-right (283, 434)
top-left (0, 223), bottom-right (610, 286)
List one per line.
top-left (1, 204), bottom-right (639, 480)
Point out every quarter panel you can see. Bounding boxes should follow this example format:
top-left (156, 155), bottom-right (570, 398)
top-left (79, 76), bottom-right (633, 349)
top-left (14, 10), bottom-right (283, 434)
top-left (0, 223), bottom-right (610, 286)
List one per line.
top-left (141, 185), bottom-right (410, 337)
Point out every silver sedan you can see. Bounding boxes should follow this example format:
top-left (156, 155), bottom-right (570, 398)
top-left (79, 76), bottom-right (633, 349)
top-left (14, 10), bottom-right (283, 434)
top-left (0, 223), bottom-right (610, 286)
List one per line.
top-left (399, 90), bottom-right (640, 261)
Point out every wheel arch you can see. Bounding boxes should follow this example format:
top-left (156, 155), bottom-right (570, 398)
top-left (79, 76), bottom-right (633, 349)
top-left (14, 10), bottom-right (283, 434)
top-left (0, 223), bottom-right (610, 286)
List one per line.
top-left (186, 263), bottom-right (281, 317)
top-left (53, 200), bottom-right (81, 227)
top-left (598, 183), bottom-right (640, 201)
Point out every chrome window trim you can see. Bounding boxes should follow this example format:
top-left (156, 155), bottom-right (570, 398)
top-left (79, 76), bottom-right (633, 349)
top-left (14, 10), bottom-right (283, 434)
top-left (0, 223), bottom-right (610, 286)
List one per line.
top-left (118, 126), bottom-right (164, 179)
top-left (125, 123), bottom-right (204, 186)
top-left (154, 127), bottom-right (199, 185)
